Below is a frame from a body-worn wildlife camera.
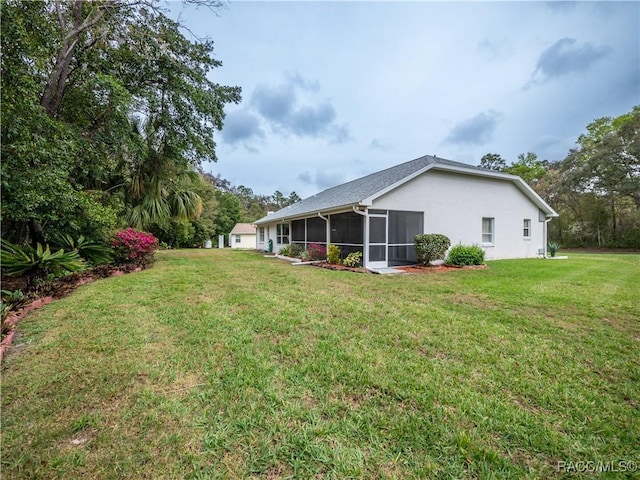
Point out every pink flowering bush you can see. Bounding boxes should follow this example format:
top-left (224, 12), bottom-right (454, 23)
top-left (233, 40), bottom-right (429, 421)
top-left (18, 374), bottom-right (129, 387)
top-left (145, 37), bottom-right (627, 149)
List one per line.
top-left (306, 243), bottom-right (327, 261)
top-left (111, 228), bottom-right (158, 267)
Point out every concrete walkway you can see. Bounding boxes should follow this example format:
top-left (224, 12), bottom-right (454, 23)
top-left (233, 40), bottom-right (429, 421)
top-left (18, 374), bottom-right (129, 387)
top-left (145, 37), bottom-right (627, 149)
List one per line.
top-left (368, 267), bottom-right (406, 275)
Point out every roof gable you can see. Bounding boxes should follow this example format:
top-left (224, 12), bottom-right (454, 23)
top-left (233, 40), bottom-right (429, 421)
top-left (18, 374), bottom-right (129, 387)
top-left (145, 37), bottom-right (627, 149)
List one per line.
top-left (255, 154), bottom-right (557, 224)
top-left (230, 223), bottom-right (256, 235)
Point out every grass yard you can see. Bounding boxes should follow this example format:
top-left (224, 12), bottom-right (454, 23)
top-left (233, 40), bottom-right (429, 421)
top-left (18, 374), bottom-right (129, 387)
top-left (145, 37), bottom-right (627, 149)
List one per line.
top-left (1, 250), bottom-right (639, 479)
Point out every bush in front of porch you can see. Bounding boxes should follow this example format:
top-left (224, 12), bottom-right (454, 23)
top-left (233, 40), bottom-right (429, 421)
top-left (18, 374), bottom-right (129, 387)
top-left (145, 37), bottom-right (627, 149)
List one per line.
top-left (414, 234), bottom-right (451, 265)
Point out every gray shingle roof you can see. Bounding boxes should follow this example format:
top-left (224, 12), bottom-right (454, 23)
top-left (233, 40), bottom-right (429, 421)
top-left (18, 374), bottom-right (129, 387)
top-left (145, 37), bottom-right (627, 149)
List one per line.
top-left (255, 155), bottom-right (485, 224)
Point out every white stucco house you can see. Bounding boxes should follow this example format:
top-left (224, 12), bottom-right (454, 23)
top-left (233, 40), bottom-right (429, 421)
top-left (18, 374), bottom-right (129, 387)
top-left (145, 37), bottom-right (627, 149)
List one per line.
top-left (229, 223), bottom-right (257, 249)
top-left (254, 155), bottom-right (558, 269)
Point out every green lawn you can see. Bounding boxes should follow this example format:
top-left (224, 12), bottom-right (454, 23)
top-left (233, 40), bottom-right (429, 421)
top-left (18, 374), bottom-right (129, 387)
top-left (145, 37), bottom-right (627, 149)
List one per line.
top-left (2, 250), bottom-right (639, 479)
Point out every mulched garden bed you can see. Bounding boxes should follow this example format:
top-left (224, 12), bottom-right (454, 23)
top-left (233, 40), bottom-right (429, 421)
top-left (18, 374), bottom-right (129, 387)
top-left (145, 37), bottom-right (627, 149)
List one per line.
top-left (397, 264), bottom-right (488, 273)
top-left (309, 262), bottom-right (487, 274)
top-left (310, 262), bottom-right (370, 273)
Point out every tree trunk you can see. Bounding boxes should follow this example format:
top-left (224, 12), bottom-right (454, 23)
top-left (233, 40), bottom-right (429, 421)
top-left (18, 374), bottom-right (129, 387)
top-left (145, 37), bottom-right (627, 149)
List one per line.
top-left (41, 37), bottom-right (79, 116)
top-left (40, 0), bottom-right (107, 117)
top-left (28, 220), bottom-right (46, 247)
top-left (610, 194), bottom-right (617, 244)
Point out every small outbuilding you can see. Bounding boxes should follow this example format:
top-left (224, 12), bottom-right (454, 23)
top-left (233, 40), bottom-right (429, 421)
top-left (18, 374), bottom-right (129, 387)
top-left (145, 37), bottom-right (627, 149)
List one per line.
top-left (229, 223), bottom-right (257, 249)
top-left (254, 154), bottom-right (558, 269)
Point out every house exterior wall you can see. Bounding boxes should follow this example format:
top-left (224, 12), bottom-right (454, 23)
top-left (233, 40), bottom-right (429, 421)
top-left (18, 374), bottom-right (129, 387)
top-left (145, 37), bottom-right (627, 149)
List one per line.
top-left (256, 222), bottom-right (284, 253)
top-left (230, 233), bottom-right (257, 249)
top-left (256, 226), bottom-right (267, 251)
top-left (372, 170), bottom-right (545, 260)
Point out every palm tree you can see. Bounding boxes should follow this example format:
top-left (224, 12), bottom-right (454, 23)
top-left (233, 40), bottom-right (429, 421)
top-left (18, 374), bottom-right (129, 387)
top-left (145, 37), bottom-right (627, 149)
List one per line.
top-left (124, 118), bottom-right (203, 229)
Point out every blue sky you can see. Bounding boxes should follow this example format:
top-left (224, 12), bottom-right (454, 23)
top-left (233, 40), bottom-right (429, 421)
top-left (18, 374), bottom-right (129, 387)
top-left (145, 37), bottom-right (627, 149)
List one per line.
top-left (169, 1), bottom-right (639, 198)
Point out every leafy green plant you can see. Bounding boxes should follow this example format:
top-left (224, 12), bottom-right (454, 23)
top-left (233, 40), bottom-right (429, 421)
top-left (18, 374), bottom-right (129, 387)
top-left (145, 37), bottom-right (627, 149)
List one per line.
top-left (1, 289), bottom-right (30, 337)
top-left (1, 304), bottom-right (10, 337)
top-left (342, 251), bottom-right (362, 268)
top-left (547, 242), bottom-right (560, 257)
top-left (149, 219), bottom-right (196, 249)
top-left (278, 245), bottom-right (291, 257)
top-left (1, 289), bottom-right (29, 313)
top-left (51, 234), bottom-right (113, 266)
top-left (288, 243), bottom-right (304, 258)
top-left (445, 244), bottom-right (485, 266)
top-left (0, 241), bottom-right (86, 286)
top-left (415, 234), bottom-right (451, 265)
top-left (327, 244), bottom-right (341, 265)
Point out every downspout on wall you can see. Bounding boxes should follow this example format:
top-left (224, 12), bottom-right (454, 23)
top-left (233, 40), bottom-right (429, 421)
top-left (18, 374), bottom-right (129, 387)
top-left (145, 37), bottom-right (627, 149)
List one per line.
top-left (317, 212), bottom-right (329, 255)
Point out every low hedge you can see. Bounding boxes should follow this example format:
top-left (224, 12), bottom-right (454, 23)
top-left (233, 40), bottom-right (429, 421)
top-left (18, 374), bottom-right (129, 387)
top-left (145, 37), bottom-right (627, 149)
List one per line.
top-left (445, 244), bottom-right (485, 266)
top-left (414, 234), bottom-right (451, 265)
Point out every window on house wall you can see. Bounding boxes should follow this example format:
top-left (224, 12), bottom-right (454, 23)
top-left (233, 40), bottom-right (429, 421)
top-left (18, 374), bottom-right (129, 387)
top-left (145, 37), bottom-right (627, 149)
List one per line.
top-left (235, 235), bottom-right (241, 243)
top-left (523, 219), bottom-right (531, 238)
top-left (259, 227), bottom-right (265, 242)
top-left (277, 224), bottom-right (289, 244)
top-left (482, 217), bottom-right (494, 245)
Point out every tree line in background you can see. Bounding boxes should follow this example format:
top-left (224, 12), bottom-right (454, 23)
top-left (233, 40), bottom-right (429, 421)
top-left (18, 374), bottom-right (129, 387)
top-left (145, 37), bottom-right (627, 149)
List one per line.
top-left (479, 106), bottom-right (640, 248)
top-left (200, 172), bottom-right (300, 248)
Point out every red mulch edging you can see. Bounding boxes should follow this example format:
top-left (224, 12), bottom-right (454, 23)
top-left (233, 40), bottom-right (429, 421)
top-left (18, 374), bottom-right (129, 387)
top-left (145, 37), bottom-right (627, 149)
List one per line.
top-left (311, 263), bottom-right (369, 273)
top-left (397, 264), bottom-right (488, 273)
top-left (1, 296), bottom-right (54, 364)
top-left (0, 266), bottom-right (144, 364)
top-left (310, 262), bottom-right (487, 274)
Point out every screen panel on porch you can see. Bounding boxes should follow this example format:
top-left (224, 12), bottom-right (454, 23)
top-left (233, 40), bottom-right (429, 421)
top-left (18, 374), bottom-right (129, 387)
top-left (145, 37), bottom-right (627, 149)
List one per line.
top-left (330, 212), bottom-right (363, 258)
top-left (388, 210), bottom-right (423, 266)
top-left (291, 220), bottom-right (305, 244)
top-left (291, 217), bottom-right (327, 249)
top-left (306, 217), bottom-right (326, 244)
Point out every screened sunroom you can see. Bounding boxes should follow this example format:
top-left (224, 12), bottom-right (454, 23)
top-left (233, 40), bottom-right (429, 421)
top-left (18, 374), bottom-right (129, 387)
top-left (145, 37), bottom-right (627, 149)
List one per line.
top-left (254, 155), bottom-right (557, 264)
top-left (286, 209), bottom-right (423, 268)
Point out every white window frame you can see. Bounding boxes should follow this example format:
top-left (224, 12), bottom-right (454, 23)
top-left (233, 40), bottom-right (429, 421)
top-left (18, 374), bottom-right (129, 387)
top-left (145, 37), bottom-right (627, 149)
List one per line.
top-left (235, 235), bottom-right (241, 243)
top-left (482, 217), bottom-right (494, 246)
top-left (259, 227), bottom-right (265, 242)
top-left (277, 223), bottom-right (290, 245)
top-left (523, 219), bottom-right (531, 239)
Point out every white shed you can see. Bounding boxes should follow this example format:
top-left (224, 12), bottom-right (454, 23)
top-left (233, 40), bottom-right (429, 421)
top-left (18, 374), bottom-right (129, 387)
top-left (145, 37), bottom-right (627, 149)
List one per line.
top-left (229, 223), bottom-right (257, 249)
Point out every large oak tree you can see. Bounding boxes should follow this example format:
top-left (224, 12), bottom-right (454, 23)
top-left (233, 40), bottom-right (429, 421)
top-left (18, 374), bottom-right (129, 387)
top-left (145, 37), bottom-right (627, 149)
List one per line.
top-left (1, 0), bottom-right (240, 244)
